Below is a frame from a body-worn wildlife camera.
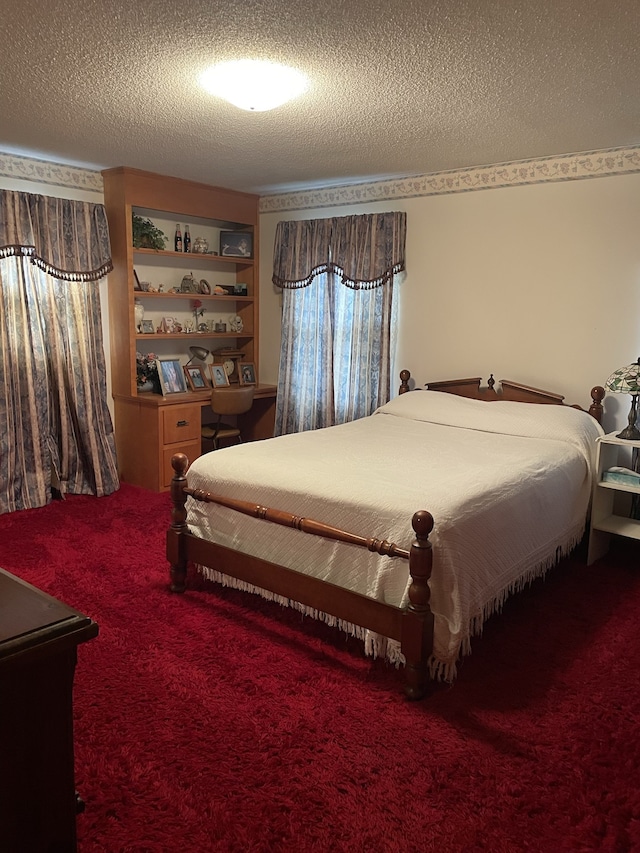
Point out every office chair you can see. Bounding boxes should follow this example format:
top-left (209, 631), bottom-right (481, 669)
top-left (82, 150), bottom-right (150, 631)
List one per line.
top-left (201, 386), bottom-right (255, 451)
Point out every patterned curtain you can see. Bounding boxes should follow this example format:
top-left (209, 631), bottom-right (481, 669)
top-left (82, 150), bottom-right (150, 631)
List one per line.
top-left (273, 212), bottom-right (405, 435)
top-left (0, 191), bottom-right (112, 280)
top-left (0, 190), bottom-right (118, 514)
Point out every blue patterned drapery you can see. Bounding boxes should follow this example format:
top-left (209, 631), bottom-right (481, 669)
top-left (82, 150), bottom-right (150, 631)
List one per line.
top-left (0, 190), bottom-right (118, 514)
top-left (273, 212), bottom-right (405, 435)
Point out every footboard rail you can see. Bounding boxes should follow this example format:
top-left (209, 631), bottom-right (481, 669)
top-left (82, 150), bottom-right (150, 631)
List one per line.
top-left (167, 452), bottom-right (435, 699)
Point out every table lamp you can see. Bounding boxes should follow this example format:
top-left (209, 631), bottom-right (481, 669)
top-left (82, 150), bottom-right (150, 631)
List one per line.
top-left (605, 358), bottom-right (640, 440)
top-left (185, 345), bottom-right (209, 367)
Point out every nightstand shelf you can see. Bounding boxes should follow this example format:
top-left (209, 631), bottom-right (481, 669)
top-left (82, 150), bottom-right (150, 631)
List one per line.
top-left (587, 431), bottom-right (640, 564)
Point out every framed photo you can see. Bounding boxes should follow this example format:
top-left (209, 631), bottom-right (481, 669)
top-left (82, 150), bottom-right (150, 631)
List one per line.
top-left (141, 319), bottom-right (155, 334)
top-left (219, 231), bottom-right (253, 258)
top-left (157, 358), bottom-right (187, 395)
top-left (183, 364), bottom-right (209, 391)
top-left (238, 362), bottom-right (256, 386)
top-left (210, 363), bottom-right (230, 388)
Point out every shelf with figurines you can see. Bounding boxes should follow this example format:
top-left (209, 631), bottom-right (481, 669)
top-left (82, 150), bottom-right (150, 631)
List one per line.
top-left (134, 304), bottom-right (251, 339)
top-left (134, 270), bottom-right (251, 299)
top-left (135, 333), bottom-right (252, 340)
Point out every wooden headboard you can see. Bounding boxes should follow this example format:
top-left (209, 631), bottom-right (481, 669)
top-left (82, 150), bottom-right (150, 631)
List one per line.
top-left (398, 370), bottom-right (604, 423)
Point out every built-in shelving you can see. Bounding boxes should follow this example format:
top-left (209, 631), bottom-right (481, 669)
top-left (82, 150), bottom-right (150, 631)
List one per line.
top-left (101, 166), bottom-right (264, 491)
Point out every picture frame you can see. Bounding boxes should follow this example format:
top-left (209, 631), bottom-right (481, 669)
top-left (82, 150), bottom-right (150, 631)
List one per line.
top-left (141, 319), bottom-right (155, 334)
top-left (219, 231), bottom-right (253, 259)
top-left (238, 362), bottom-right (256, 386)
top-left (210, 363), bottom-right (230, 388)
top-left (183, 364), bottom-right (209, 391)
top-left (157, 358), bottom-right (187, 395)
top-left (133, 269), bottom-right (142, 291)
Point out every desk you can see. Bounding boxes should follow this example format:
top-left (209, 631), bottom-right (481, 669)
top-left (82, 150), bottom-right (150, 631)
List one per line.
top-left (0, 568), bottom-right (98, 853)
top-left (113, 383), bottom-right (277, 491)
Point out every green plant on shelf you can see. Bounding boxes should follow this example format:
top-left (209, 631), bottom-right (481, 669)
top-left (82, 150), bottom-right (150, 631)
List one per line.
top-left (132, 215), bottom-right (168, 250)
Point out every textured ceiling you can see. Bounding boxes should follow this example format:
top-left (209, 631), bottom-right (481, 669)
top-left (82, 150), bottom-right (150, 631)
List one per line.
top-left (1, 0), bottom-right (638, 196)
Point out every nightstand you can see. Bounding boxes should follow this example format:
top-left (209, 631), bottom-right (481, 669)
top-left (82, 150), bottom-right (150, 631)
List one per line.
top-left (587, 431), bottom-right (640, 564)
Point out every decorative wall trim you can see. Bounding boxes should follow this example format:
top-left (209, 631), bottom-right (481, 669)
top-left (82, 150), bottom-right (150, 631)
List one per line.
top-left (259, 146), bottom-right (640, 213)
top-left (0, 152), bottom-right (104, 194)
top-left (3, 146), bottom-right (640, 212)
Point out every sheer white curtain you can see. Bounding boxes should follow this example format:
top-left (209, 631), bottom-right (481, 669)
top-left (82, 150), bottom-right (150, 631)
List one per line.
top-left (273, 212), bottom-right (406, 436)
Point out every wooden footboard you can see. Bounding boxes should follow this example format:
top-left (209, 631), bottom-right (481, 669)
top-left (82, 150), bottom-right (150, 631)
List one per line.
top-left (167, 453), bottom-right (435, 699)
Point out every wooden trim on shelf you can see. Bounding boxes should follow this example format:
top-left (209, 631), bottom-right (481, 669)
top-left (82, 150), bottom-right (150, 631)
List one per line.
top-left (133, 292), bottom-right (253, 302)
top-left (133, 247), bottom-right (254, 267)
top-left (135, 333), bottom-right (253, 341)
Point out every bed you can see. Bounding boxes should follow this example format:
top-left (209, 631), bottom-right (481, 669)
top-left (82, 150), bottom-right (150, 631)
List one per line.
top-left (167, 372), bottom-right (605, 698)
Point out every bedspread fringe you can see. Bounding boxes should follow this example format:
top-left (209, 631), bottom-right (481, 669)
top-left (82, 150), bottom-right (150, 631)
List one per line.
top-left (198, 565), bottom-right (405, 666)
top-left (437, 520), bottom-right (587, 682)
top-left (197, 519), bottom-right (585, 683)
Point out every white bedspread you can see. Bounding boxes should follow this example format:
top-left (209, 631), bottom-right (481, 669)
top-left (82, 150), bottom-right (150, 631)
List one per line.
top-left (185, 391), bottom-right (603, 679)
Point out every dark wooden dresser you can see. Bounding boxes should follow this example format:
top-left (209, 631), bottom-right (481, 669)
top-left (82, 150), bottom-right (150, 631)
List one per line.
top-left (0, 567), bottom-right (98, 853)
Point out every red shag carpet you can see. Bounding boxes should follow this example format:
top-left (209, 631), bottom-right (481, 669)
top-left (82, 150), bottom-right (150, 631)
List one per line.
top-left (0, 484), bottom-right (639, 853)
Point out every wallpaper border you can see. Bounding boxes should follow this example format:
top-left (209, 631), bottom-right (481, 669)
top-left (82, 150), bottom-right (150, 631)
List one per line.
top-left (0, 152), bottom-right (103, 194)
top-left (258, 145), bottom-right (640, 213)
top-left (1, 146), bottom-right (639, 211)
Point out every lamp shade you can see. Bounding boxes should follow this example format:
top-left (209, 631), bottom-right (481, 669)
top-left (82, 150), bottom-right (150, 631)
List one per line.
top-left (186, 346), bottom-right (209, 366)
top-left (605, 358), bottom-right (640, 394)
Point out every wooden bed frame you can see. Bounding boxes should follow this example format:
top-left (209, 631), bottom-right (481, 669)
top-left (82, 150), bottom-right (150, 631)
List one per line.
top-left (167, 372), bottom-right (605, 699)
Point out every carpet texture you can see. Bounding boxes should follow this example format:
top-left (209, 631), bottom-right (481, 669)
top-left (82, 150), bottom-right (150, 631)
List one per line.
top-left (0, 484), bottom-right (639, 852)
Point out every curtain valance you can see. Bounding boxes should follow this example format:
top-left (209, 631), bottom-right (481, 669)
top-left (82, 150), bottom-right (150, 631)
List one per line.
top-left (0, 190), bottom-right (113, 281)
top-left (272, 211), bottom-right (406, 290)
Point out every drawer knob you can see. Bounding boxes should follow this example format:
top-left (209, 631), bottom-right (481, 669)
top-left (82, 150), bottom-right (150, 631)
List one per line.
top-left (176, 419), bottom-right (189, 427)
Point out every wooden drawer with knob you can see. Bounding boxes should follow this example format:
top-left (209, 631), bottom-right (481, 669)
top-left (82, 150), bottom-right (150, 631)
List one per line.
top-left (162, 404), bottom-right (201, 444)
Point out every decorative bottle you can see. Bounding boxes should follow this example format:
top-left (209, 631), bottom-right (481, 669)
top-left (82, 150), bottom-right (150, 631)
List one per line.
top-left (174, 224), bottom-right (183, 253)
top-left (184, 225), bottom-right (191, 253)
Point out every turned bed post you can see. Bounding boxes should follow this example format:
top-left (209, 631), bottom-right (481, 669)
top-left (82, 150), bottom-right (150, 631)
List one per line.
top-left (402, 510), bottom-right (435, 700)
top-left (589, 386), bottom-right (605, 423)
top-left (167, 452), bottom-right (190, 593)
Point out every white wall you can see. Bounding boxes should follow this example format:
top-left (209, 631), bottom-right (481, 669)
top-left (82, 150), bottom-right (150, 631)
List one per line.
top-left (259, 172), bottom-right (640, 434)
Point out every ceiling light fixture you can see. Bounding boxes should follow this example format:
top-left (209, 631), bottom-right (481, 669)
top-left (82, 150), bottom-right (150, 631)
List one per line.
top-left (199, 59), bottom-right (308, 112)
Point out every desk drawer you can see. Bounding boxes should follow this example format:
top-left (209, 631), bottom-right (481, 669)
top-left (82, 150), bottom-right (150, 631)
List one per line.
top-left (162, 405), bottom-right (200, 444)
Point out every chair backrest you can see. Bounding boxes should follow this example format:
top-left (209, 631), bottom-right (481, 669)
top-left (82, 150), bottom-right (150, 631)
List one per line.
top-left (209, 386), bottom-right (255, 416)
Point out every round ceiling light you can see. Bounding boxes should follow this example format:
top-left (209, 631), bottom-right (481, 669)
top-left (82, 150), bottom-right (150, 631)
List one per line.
top-left (199, 59), bottom-right (308, 112)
